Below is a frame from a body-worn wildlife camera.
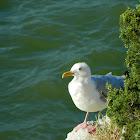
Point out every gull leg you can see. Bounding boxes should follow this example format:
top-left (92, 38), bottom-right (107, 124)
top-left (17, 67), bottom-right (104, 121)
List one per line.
top-left (83, 112), bottom-right (89, 124)
top-left (94, 111), bottom-right (102, 129)
top-left (98, 111), bottom-right (102, 122)
top-left (74, 112), bottom-right (89, 131)
top-left (74, 112), bottom-right (97, 134)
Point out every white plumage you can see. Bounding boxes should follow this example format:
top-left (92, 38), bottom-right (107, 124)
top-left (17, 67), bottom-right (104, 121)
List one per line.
top-left (62, 62), bottom-right (124, 131)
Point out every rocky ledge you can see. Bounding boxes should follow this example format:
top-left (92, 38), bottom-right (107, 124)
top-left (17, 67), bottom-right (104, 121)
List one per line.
top-left (65, 115), bottom-right (110, 140)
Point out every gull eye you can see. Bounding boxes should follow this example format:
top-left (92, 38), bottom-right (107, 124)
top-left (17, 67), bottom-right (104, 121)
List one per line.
top-left (79, 67), bottom-right (82, 70)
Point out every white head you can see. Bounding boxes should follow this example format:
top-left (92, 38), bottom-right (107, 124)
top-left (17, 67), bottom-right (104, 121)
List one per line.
top-left (62, 62), bottom-right (91, 78)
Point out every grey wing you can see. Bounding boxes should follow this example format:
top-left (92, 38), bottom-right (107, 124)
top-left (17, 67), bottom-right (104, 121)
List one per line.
top-left (91, 74), bottom-right (124, 102)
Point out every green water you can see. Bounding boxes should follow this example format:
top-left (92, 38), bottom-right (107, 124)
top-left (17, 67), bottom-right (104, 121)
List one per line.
top-left (0, 0), bottom-right (138, 139)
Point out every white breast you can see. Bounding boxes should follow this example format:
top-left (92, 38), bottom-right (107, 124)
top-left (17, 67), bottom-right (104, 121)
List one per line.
top-left (68, 78), bottom-right (107, 112)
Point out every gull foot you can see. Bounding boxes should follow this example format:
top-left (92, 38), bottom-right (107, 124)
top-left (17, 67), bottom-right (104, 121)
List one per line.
top-left (74, 123), bottom-right (87, 131)
top-left (74, 123), bottom-right (97, 135)
top-left (87, 125), bottom-right (97, 135)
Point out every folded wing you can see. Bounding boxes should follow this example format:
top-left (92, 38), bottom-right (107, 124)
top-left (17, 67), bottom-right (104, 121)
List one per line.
top-left (91, 73), bottom-right (124, 102)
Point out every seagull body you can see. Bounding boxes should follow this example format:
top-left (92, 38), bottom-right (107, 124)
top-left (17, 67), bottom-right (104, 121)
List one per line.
top-left (69, 75), bottom-right (107, 113)
top-left (62, 62), bottom-right (124, 132)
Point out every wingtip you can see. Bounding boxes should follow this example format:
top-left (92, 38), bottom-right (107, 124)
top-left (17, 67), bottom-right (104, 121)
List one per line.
top-left (124, 71), bottom-right (130, 77)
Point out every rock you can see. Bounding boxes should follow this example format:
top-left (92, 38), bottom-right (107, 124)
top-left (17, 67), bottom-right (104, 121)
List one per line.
top-left (65, 115), bottom-right (111, 140)
top-left (65, 128), bottom-right (97, 140)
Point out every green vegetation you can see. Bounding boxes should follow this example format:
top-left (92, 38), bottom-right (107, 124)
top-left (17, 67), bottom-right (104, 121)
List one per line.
top-left (97, 121), bottom-right (121, 140)
top-left (106, 4), bottom-right (140, 140)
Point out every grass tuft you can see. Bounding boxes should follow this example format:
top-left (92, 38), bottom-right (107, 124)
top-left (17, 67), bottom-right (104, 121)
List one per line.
top-left (96, 121), bottom-right (121, 140)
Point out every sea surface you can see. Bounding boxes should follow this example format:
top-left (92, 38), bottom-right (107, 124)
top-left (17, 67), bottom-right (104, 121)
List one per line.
top-left (0, 0), bottom-right (138, 140)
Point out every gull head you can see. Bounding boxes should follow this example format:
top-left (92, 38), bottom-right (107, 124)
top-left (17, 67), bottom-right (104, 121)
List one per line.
top-left (62, 62), bottom-right (91, 78)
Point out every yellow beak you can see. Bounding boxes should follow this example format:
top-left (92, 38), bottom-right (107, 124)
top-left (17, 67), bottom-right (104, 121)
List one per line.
top-left (62, 71), bottom-right (74, 78)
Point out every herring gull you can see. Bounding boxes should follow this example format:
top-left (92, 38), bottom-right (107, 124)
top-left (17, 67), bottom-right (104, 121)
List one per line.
top-left (62, 62), bottom-right (124, 132)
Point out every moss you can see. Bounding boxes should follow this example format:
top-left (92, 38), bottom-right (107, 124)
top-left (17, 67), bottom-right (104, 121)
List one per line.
top-left (106, 3), bottom-right (140, 140)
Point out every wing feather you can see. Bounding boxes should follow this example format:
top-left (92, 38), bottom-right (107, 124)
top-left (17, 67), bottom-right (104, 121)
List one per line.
top-left (91, 74), bottom-right (124, 101)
